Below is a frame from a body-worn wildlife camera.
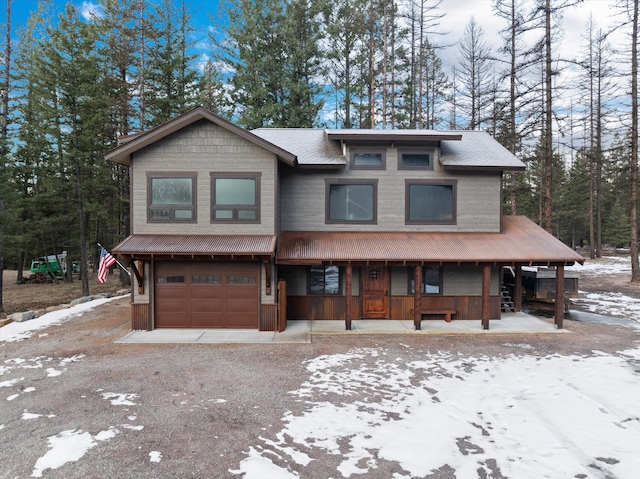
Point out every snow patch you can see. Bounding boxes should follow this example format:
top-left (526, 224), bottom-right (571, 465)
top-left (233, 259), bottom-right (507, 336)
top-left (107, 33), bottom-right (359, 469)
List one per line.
top-left (149, 451), bottom-right (162, 463)
top-left (0, 296), bottom-right (123, 343)
top-left (31, 428), bottom-right (119, 477)
top-left (101, 392), bottom-right (138, 406)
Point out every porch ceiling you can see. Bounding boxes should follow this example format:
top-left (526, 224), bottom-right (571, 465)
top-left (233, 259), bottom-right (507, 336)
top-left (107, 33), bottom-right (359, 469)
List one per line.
top-left (276, 216), bottom-right (584, 266)
top-left (112, 234), bottom-right (276, 259)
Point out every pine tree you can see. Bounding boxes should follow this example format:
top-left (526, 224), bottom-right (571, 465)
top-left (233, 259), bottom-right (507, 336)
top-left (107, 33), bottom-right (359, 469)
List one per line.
top-left (603, 200), bottom-right (629, 249)
top-left (146, 0), bottom-right (198, 126)
top-left (222, 0), bottom-right (324, 128)
top-left (37, 5), bottom-right (114, 294)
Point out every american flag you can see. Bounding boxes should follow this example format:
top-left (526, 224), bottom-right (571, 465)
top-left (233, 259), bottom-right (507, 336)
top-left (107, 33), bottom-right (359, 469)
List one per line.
top-left (98, 247), bottom-right (117, 284)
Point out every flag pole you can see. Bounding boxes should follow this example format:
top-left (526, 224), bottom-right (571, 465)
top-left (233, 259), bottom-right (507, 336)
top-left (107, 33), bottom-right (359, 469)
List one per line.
top-left (97, 242), bottom-right (131, 276)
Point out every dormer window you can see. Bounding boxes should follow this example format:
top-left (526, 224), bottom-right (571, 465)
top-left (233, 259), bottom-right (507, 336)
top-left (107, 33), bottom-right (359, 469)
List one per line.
top-left (350, 148), bottom-right (386, 170)
top-left (398, 148), bottom-right (434, 170)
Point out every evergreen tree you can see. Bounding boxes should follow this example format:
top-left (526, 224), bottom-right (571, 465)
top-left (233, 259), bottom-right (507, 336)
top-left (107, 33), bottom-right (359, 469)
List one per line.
top-left (146, 0), bottom-right (198, 126)
top-left (323, 0), bottom-right (367, 128)
top-left (222, 0), bottom-right (324, 128)
top-left (603, 200), bottom-right (629, 249)
top-left (197, 59), bottom-right (227, 115)
top-left (36, 5), bottom-right (114, 294)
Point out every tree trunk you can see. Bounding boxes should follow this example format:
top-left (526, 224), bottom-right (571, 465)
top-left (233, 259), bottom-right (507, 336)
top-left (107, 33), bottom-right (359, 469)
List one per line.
top-left (542, 0), bottom-right (553, 233)
top-left (630, 0), bottom-right (639, 282)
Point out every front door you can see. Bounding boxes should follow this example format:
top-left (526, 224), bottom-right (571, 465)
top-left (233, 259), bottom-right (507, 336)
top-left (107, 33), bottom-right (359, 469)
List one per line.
top-left (361, 265), bottom-right (389, 318)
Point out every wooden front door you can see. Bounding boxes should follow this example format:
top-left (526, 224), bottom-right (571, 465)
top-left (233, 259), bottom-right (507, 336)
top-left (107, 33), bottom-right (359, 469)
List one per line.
top-left (361, 265), bottom-right (389, 319)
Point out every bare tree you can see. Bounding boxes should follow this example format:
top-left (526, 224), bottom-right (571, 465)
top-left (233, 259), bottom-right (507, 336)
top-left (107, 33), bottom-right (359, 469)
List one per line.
top-left (455, 17), bottom-right (493, 130)
top-left (629, 0), bottom-right (639, 281)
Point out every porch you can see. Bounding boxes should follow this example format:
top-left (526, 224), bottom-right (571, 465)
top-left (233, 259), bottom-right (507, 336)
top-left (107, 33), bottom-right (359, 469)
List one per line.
top-left (117, 312), bottom-right (565, 344)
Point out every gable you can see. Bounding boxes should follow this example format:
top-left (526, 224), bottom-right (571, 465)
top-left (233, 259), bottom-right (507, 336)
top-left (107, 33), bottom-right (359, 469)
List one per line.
top-left (105, 107), bottom-right (297, 167)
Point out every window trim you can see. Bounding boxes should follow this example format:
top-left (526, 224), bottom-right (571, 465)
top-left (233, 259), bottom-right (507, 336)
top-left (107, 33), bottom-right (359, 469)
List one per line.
top-left (349, 148), bottom-right (387, 170)
top-left (307, 265), bottom-right (342, 295)
top-left (210, 172), bottom-right (261, 224)
top-left (325, 179), bottom-right (378, 224)
top-left (408, 266), bottom-right (443, 295)
top-left (405, 179), bottom-right (457, 225)
top-left (398, 148), bottom-right (435, 170)
top-left (147, 172), bottom-right (197, 223)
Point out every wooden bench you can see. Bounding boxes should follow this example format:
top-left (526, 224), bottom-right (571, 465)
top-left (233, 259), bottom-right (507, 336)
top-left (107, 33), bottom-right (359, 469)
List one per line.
top-left (414, 309), bottom-right (457, 330)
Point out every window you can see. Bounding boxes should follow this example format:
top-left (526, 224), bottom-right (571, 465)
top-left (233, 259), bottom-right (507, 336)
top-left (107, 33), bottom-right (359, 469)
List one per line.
top-left (157, 275), bottom-right (185, 284)
top-left (308, 265), bottom-right (341, 294)
top-left (228, 275), bottom-right (256, 284)
top-left (211, 173), bottom-right (260, 222)
top-left (148, 174), bottom-right (196, 222)
top-left (350, 149), bottom-right (386, 169)
top-left (406, 180), bottom-right (456, 224)
top-left (409, 266), bottom-right (442, 294)
top-left (398, 149), bottom-right (434, 170)
top-left (192, 275), bottom-right (220, 284)
top-left (326, 180), bottom-right (377, 223)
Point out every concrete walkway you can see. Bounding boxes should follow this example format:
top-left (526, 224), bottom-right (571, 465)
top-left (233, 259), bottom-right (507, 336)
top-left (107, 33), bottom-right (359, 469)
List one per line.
top-left (116, 312), bottom-right (566, 344)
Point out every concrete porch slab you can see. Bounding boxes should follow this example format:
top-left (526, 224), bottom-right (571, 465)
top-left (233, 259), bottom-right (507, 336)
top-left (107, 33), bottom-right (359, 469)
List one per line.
top-left (116, 312), bottom-right (564, 344)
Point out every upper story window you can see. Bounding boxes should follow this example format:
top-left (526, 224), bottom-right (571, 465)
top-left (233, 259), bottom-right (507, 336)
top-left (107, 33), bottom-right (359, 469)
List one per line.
top-left (326, 179), bottom-right (377, 224)
top-left (350, 148), bottom-right (386, 170)
top-left (308, 265), bottom-right (341, 294)
top-left (148, 173), bottom-right (196, 222)
top-left (398, 148), bottom-right (434, 170)
top-left (211, 173), bottom-right (261, 222)
top-left (406, 179), bottom-right (457, 225)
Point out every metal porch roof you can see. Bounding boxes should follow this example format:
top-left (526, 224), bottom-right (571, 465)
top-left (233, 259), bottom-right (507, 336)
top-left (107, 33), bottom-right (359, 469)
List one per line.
top-left (113, 234), bottom-right (277, 258)
top-left (276, 216), bottom-right (584, 266)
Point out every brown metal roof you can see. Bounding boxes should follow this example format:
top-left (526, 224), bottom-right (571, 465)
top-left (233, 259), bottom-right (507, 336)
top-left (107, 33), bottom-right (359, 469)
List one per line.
top-left (113, 234), bottom-right (277, 258)
top-left (276, 216), bottom-right (584, 266)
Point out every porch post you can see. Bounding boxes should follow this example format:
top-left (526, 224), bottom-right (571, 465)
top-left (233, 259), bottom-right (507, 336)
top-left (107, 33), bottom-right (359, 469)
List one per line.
top-left (345, 264), bottom-right (352, 331)
top-left (414, 265), bottom-right (422, 330)
top-left (482, 265), bottom-right (491, 330)
top-left (514, 265), bottom-right (522, 311)
top-left (554, 265), bottom-right (565, 329)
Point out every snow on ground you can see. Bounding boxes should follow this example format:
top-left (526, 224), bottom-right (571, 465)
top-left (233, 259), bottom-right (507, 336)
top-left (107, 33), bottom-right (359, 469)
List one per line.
top-left (0, 295), bottom-right (125, 343)
top-left (31, 428), bottom-right (119, 478)
top-left (568, 257), bottom-right (640, 321)
top-left (3, 262), bottom-right (640, 477)
top-left (232, 347), bottom-right (640, 478)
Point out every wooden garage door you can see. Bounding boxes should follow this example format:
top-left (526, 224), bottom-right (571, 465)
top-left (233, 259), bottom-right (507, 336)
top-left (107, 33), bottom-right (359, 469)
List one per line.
top-left (154, 261), bottom-right (259, 328)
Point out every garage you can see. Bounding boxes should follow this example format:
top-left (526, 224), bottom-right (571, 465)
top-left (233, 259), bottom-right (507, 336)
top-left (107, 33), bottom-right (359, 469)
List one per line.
top-left (154, 261), bottom-right (259, 328)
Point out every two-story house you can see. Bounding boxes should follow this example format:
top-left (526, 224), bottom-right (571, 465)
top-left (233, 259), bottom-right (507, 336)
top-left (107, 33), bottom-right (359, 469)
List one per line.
top-left (106, 107), bottom-right (583, 332)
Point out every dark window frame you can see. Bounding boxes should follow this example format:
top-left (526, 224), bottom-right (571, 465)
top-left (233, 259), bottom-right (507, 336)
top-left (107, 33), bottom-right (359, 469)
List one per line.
top-left (405, 179), bottom-right (457, 225)
top-left (307, 265), bottom-right (342, 295)
top-left (210, 172), bottom-right (261, 223)
top-left (398, 148), bottom-right (435, 170)
top-left (325, 179), bottom-right (378, 224)
top-left (408, 266), bottom-right (443, 295)
top-left (147, 172), bottom-right (197, 223)
top-left (349, 148), bottom-right (387, 170)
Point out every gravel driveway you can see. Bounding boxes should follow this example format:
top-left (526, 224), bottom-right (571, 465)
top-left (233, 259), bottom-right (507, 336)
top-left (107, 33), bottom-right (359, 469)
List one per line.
top-left (1, 297), bottom-right (639, 479)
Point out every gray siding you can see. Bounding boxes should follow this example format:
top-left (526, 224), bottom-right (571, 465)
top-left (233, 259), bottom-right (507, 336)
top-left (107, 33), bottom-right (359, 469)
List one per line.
top-left (131, 120), bottom-right (277, 235)
top-left (280, 146), bottom-right (501, 232)
top-left (391, 265), bottom-right (499, 295)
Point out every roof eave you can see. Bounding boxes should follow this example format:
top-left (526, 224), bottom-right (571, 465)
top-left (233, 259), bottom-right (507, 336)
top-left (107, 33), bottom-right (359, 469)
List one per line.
top-left (441, 164), bottom-right (526, 172)
top-left (104, 107), bottom-right (297, 167)
top-left (326, 131), bottom-right (463, 142)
